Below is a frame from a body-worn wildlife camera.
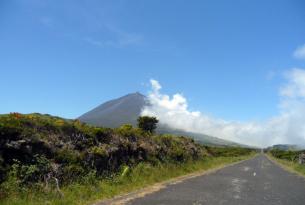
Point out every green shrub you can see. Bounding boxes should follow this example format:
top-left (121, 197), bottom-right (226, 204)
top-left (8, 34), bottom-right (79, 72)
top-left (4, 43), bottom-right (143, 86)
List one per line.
top-left (9, 155), bottom-right (50, 184)
top-left (269, 149), bottom-right (303, 161)
top-left (137, 116), bottom-right (158, 133)
top-left (0, 112), bottom-right (255, 203)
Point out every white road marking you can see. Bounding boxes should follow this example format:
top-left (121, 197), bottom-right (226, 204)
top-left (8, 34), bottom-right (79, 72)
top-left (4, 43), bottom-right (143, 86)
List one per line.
top-left (231, 178), bottom-right (247, 200)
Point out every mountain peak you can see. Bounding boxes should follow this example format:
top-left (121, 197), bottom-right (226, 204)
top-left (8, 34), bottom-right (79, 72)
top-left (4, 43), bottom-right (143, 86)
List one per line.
top-left (78, 93), bottom-right (244, 146)
top-left (78, 92), bottom-right (147, 127)
top-left (125, 92), bottom-right (145, 98)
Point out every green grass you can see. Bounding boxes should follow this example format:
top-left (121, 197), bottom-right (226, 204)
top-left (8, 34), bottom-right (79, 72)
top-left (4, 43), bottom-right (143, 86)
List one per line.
top-left (0, 154), bottom-right (255, 205)
top-left (268, 154), bottom-right (305, 177)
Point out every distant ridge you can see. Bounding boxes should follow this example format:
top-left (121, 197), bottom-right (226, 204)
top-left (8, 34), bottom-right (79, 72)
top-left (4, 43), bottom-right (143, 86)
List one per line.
top-left (266, 144), bottom-right (304, 151)
top-left (78, 92), bottom-right (246, 147)
top-left (157, 125), bottom-right (244, 147)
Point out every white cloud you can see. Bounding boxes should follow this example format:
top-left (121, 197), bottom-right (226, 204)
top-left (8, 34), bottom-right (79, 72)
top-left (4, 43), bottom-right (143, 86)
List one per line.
top-left (141, 71), bottom-right (305, 147)
top-left (280, 68), bottom-right (305, 99)
top-left (150, 79), bottom-right (162, 91)
top-left (293, 44), bottom-right (305, 59)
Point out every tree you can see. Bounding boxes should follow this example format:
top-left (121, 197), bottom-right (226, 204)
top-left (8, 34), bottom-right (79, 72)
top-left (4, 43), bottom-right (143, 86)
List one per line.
top-left (137, 116), bottom-right (158, 133)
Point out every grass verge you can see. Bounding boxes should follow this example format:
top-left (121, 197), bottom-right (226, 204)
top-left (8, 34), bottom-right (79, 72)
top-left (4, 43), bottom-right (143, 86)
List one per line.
top-left (1, 154), bottom-right (255, 205)
top-left (267, 154), bottom-right (305, 178)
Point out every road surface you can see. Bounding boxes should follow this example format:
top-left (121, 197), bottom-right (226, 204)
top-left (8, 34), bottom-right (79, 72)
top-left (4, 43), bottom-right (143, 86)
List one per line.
top-left (128, 155), bottom-right (305, 205)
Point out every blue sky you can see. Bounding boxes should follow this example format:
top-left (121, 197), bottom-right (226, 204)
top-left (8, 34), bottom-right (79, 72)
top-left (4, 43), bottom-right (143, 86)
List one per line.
top-left (1, 0), bottom-right (305, 122)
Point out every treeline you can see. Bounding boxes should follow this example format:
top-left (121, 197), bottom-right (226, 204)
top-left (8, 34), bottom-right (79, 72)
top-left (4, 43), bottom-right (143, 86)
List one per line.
top-left (0, 113), bottom-right (253, 199)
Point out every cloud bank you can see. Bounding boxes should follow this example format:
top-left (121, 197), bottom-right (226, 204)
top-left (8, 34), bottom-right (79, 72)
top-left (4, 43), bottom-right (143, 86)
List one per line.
top-left (142, 69), bottom-right (305, 147)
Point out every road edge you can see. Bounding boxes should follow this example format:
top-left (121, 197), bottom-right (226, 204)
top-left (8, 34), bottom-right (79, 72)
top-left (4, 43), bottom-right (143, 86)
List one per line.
top-left (93, 155), bottom-right (257, 205)
top-left (265, 154), bottom-right (305, 180)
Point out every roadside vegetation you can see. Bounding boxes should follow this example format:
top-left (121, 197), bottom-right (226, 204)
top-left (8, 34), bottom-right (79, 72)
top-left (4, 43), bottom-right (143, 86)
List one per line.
top-left (0, 113), bottom-right (255, 205)
top-left (268, 149), bottom-right (305, 177)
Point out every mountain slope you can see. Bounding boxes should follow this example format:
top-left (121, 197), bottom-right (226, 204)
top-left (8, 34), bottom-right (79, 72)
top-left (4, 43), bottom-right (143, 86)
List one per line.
top-left (79, 92), bottom-right (147, 128)
top-left (78, 93), bottom-right (244, 146)
top-left (158, 125), bottom-right (242, 147)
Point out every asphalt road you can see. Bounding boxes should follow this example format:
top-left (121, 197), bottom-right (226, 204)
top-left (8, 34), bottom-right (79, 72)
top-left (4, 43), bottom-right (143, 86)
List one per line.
top-left (128, 155), bottom-right (305, 205)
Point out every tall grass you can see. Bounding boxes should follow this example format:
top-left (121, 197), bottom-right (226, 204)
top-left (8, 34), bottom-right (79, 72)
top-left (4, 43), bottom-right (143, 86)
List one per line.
top-left (268, 155), bottom-right (305, 177)
top-left (0, 154), bottom-right (254, 205)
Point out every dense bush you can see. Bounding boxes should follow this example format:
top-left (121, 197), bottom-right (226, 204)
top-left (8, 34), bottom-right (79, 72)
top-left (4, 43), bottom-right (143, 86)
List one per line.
top-left (269, 149), bottom-right (304, 161)
top-left (0, 113), bottom-right (204, 186)
top-left (0, 113), bottom-right (254, 198)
